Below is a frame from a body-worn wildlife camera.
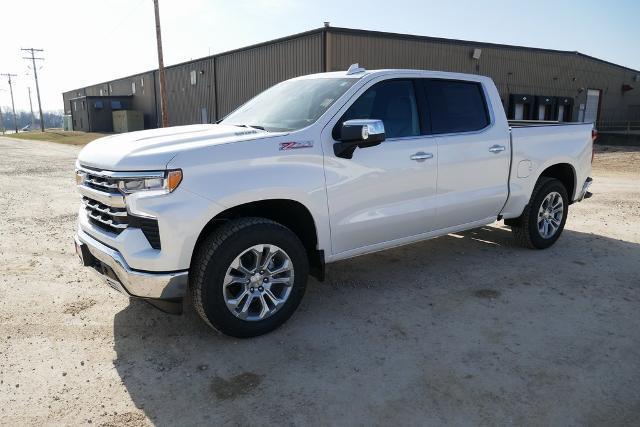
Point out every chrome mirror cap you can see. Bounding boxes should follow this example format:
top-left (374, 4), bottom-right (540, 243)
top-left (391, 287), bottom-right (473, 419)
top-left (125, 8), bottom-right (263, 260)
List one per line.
top-left (343, 119), bottom-right (385, 139)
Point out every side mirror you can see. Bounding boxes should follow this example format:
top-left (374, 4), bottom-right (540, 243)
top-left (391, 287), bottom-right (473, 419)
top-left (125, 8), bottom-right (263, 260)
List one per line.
top-left (334, 119), bottom-right (385, 159)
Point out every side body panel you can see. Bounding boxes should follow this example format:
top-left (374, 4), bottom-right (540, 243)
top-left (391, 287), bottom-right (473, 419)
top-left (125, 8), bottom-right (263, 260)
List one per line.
top-left (501, 123), bottom-right (593, 219)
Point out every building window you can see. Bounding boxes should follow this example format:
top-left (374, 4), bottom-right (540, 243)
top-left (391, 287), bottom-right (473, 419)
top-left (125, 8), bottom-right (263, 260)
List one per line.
top-left (131, 81), bottom-right (136, 94)
top-left (190, 70), bottom-right (197, 85)
top-left (108, 84), bottom-right (113, 94)
top-left (73, 101), bottom-right (77, 111)
top-left (82, 100), bottom-right (86, 110)
top-left (99, 89), bottom-right (103, 96)
top-left (140, 77), bottom-right (144, 87)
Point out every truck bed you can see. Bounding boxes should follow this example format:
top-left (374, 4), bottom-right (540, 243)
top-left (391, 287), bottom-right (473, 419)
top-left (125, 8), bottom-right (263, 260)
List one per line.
top-left (500, 121), bottom-right (593, 219)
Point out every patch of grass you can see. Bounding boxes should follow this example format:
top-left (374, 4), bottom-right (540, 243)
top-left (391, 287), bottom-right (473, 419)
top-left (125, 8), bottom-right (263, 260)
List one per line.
top-left (6, 129), bottom-right (108, 146)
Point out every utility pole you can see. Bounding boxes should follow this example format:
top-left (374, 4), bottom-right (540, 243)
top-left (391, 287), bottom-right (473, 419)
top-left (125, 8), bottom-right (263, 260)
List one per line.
top-left (1, 73), bottom-right (18, 133)
top-left (27, 87), bottom-right (35, 130)
top-left (153, 0), bottom-right (169, 127)
top-left (21, 48), bottom-right (45, 132)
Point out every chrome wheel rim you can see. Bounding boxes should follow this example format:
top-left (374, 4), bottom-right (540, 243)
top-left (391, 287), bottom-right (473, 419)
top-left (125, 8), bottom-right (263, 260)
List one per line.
top-left (222, 244), bottom-right (294, 321)
top-left (537, 191), bottom-right (564, 239)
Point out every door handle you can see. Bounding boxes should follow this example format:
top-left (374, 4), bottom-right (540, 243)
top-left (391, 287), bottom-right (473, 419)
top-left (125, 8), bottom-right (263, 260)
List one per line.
top-left (410, 152), bottom-right (433, 162)
top-left (489, 145), bottom-right (506, 153)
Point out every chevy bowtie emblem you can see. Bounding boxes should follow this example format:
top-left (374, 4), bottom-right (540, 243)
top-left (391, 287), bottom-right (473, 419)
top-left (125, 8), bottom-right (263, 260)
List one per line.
top-left (279, 141), bottom-right (313, 150)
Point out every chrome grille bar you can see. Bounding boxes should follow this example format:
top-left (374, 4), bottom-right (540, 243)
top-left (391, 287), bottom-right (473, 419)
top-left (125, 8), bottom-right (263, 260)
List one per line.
top-left (87, 210), bottom-right (128, 230)
top-left (82, 198), bottom-right (127, 218)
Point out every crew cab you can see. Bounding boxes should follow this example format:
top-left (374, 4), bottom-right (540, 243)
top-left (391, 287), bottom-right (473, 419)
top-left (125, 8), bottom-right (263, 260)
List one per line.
top-left (74, 65), bottom-right (594, 337)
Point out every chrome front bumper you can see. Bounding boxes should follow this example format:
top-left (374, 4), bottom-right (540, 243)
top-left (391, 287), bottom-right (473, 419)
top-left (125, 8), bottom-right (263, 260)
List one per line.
top-left (74, 228), bottom-right (188, 300)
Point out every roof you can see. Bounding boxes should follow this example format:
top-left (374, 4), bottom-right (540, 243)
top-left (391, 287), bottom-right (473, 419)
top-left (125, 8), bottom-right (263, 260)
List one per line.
top-left (69, 94), bottom-right (133, 101)
top-left (327, 27), bottom-right (640, 74)
top-left (62, 26), bottom-right (640, 94)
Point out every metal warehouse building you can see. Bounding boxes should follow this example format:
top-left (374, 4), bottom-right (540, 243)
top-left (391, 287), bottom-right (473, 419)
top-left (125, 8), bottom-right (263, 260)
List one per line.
top-left (62, 26), bottom-right (640, 132)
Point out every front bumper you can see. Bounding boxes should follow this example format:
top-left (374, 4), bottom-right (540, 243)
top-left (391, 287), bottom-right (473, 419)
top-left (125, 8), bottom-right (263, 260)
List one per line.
top-left (74, 228), bottom-right (188, 300)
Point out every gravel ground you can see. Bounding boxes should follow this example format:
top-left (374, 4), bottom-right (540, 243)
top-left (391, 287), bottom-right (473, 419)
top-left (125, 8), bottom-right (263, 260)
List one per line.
top-left (1, 137), bottom-right (639, 426)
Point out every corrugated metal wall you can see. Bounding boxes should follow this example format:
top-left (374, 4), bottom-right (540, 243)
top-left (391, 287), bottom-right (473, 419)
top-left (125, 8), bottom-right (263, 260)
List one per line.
top-left (327, 29), bottom-right (640, 122)
top-left (62, 27), bottom-right (640, 129)
top-left (160, 59), bottom-right (216, 126)
top-left (215, 32), bottom-right (324, 117)
top-left (62, 71), bottom-right (157, 127)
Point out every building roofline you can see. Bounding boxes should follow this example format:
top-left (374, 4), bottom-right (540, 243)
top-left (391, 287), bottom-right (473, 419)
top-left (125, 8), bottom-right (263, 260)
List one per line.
top-left (62, 25), bottom-right (639, 95)
top-left (62, 28), bottom-right (326, 94)
top-left (69, 95), bottom-right (134, 102)
top-left (326, 26), bottom-right (640, 74)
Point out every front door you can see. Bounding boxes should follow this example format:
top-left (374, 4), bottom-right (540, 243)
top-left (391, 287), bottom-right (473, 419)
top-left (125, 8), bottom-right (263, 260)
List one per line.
top-left (322, 79), bottom-right (438, 255)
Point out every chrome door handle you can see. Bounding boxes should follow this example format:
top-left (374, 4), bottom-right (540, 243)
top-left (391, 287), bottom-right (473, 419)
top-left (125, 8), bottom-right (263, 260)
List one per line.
top-left (410, 152), bottom-right (433, 162)
top-left (489, 145), bottom-right (506, 153)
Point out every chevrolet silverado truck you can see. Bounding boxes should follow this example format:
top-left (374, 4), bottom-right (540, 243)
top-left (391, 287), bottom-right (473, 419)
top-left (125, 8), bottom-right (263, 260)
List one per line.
top-left (74, 65), bottom-right (594, 337)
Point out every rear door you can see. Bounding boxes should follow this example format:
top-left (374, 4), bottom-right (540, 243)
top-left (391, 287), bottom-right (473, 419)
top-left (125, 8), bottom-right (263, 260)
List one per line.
top-left (421, 79), bottom-right (510, 229)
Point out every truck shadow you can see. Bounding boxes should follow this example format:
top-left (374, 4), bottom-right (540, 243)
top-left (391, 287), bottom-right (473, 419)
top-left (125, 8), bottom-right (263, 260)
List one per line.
top-left (112, 225), bottom-right (640, 425)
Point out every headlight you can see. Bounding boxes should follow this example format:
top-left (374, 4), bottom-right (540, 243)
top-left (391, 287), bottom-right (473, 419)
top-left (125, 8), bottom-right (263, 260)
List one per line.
top-left (118, 169), bottom-right (182, 195)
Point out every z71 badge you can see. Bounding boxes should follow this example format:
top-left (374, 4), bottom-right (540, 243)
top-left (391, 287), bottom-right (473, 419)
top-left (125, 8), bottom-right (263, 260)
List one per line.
top-left (279, 141), bottom-right (314, 151)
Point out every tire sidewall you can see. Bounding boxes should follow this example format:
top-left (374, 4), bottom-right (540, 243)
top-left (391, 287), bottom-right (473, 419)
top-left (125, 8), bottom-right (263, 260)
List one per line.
top-left (527, 180), bottom-right (569, 249)
top-left (200, 223), bottom-right (308, 337)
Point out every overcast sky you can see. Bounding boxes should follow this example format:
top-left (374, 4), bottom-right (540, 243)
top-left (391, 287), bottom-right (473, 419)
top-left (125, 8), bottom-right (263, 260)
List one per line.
top-left (1, 0), bottom-right (638, 112)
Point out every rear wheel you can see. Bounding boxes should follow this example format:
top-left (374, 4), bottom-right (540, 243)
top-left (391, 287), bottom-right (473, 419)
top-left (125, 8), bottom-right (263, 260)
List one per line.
top-left (510, 177), bottom-right (569, 249)
top-left (190, 218), bottom-right (308, 338)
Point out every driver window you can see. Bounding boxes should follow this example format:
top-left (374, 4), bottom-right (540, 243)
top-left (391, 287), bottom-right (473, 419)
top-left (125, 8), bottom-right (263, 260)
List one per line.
top-left (337, 80), bottom-right (420, 139)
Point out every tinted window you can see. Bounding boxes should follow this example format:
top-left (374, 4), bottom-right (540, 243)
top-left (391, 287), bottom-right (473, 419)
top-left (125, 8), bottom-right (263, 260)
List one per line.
top-left (338, 80), bottom-right (420, 139)
top-left (424, 80), bottom-right (489, 134)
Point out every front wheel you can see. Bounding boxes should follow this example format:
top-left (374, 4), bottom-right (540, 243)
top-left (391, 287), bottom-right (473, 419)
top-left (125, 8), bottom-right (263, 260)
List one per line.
top-left (190, 218), bottom-right (309, 338)
top-left (510, 177), bottom-right (569, 249)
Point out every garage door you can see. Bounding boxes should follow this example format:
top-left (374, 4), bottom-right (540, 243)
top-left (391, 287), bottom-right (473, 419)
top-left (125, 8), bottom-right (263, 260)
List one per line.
top-left (583, 89), bottom-right (600, 123)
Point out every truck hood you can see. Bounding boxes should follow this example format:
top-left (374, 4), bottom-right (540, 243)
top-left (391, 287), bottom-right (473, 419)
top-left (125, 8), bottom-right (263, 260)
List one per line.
top-left (77, 124), bottom-right (280, 170)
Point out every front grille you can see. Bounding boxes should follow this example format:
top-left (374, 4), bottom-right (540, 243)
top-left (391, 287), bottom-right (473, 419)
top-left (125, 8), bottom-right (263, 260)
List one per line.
top-left (83, 171), bottom-right (120, 193)
top-left (83, 196), bottom-right (128, 234)
top-left (78, 166), bottom-right (161, 249)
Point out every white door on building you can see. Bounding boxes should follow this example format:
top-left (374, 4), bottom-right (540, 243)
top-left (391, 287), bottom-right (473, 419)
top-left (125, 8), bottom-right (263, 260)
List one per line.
top-left (538, 105), bottom-right (546, 120)
top-left (515, 103), bottom-right (524, 120)
top-left (557, 105), bottom-right (565, 122)
top-left (583, 89), bottom-right (600, 123)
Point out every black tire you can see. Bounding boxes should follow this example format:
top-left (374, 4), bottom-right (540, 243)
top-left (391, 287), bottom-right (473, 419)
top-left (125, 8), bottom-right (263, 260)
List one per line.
top-left (510, 177), bottom-right (569, 249)
top-left (190, 217), bottom-right (308, 338)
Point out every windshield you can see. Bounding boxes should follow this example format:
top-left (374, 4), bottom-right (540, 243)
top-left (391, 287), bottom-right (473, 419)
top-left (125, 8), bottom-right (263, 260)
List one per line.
top-left (221, 78), bottom-right (358, 132)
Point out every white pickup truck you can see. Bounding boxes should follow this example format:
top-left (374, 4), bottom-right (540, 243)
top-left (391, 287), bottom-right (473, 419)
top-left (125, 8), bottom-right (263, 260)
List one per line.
top-left (74, 65), bottom-right (594, 337)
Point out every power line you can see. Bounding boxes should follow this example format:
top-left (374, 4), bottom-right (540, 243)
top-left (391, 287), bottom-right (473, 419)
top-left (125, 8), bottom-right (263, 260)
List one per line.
top-left (21, 48), bottom-right (45, 132)
top-left (0, 73), bottom-right (19, 133)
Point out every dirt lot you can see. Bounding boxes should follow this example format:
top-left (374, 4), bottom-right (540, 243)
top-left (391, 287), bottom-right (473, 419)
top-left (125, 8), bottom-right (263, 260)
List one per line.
top-left (1, 137), bottom-right (639, 426)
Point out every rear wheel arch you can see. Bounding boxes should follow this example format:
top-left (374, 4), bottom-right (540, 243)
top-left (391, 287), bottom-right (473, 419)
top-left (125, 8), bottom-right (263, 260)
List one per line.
top-left (538, 163), bottom-right (576, 201)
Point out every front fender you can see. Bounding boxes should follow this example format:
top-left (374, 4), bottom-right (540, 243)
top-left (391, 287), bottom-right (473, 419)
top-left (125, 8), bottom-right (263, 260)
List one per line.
top-left (166, 136), bottom-right (331, 254)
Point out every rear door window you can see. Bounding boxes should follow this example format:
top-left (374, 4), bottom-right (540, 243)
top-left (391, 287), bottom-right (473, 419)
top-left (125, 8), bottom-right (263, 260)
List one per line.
top-left (423, 80), bottom-right (489, 134)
